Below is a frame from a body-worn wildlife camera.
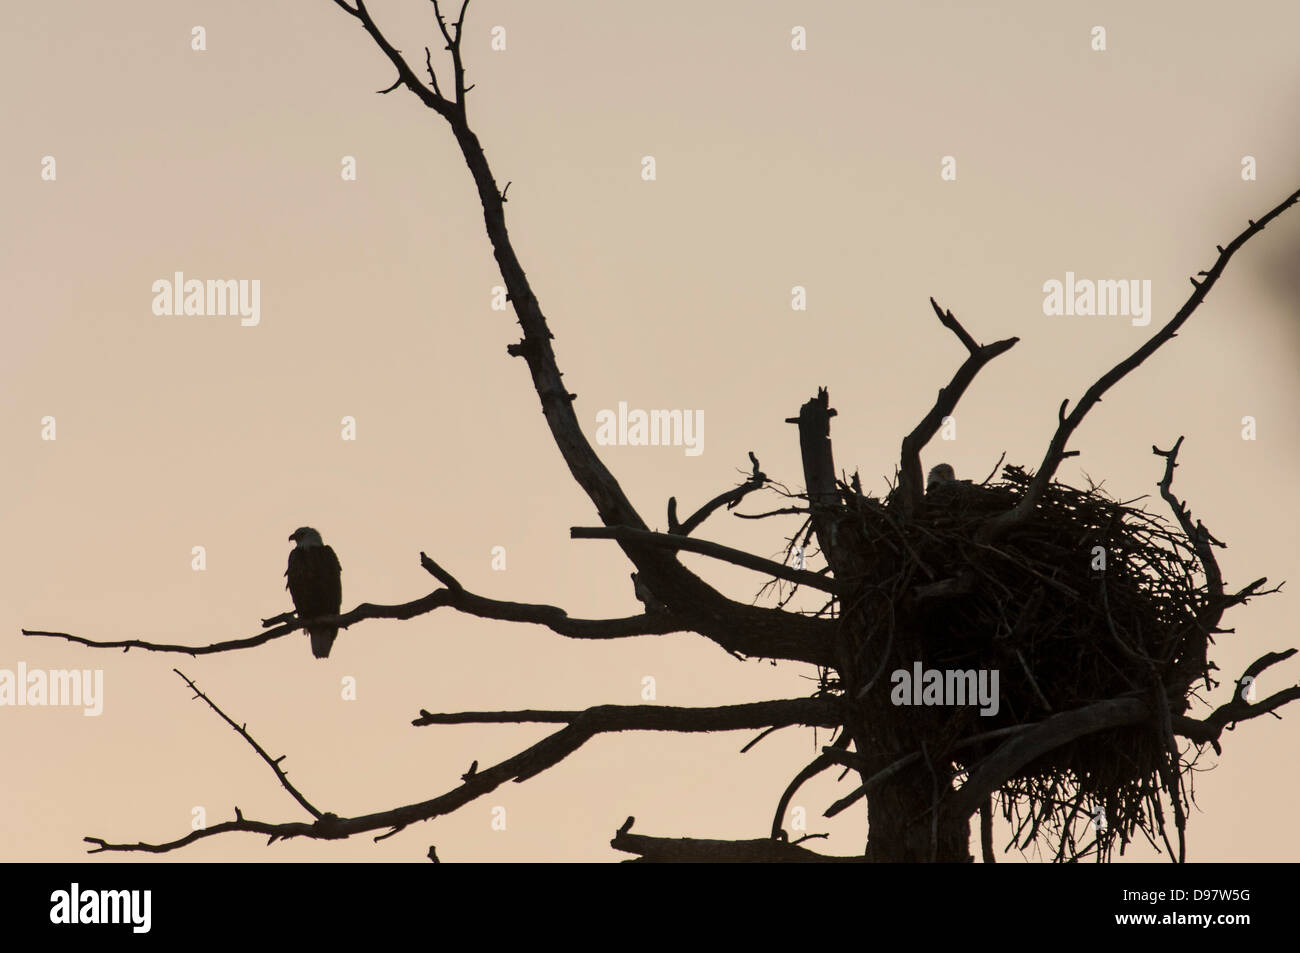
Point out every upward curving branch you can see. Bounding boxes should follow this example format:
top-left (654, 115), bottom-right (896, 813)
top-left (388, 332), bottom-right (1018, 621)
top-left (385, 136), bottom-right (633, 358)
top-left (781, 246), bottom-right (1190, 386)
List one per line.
top-left (667, 452), bottom-right (768, 536)
top-left (898, 299), bottom-right (1019, 515)
top-left (980, 187), bottom-right (1300, 543)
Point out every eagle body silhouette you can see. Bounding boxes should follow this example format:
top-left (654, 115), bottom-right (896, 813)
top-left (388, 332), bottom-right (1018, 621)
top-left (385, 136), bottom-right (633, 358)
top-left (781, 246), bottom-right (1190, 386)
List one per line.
top-left (927, 463), bottom-right (957, 491)
top-left (286, 527), bottom-right (342, 659)
top-left (926, 463), bottom-right (977, 501)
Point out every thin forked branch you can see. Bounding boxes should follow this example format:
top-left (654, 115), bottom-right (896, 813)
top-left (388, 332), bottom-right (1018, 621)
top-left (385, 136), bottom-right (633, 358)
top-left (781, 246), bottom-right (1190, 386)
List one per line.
top-left (1172, 649), bottom-right (1300, 753)
top-left (668, 451), bottom-right (768, 536)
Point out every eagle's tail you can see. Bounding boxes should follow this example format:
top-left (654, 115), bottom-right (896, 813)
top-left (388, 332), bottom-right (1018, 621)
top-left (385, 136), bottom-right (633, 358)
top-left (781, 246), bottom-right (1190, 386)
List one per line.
top-left (309, 627), bottom-right (338, 659)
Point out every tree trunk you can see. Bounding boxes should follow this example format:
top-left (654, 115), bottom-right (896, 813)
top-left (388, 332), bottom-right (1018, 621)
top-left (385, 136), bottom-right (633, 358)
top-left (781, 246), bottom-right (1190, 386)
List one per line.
top-left (791, 389), bottom-right (972, 862)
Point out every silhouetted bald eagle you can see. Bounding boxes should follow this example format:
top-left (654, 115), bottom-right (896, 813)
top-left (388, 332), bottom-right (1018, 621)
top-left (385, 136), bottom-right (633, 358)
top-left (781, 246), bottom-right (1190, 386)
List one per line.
top-left (286, 527), bottom-right (342, 659)
top-left (927, 463), bottom-right (979, 503)
top-left (927, 463), bottom-right (957, 491)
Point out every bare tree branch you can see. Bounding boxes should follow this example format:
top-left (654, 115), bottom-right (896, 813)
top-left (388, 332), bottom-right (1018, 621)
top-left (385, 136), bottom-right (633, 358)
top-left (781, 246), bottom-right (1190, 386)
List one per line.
top-left (610, 817), bottom-right (864, 862)
top-left (981, 187), bottom-right (1300, 543)
top-left (899, 298), bottom-right (1019, 514)
top-left (431, 0), bottom-right (471, 107)
top-left (770, 733), bottom-right (850, 840)
top-left (84, 696), bottom-right (841, 854)
top-left (29, 531), bottom-right (837, 665)
top-left (1153, 437), bottom-right (1225, 605)
top-left (24, 571), bottom-right (685, 656)
top-left (173, 669), bottom-right (324, 820)
top-left (571, 525), bottom-right (842, 594)
top-left (948, 696), bottom-right (1149, 819)
top-left (822, 722), bottom-right (1069, 818)
top-left (413, 697), bottom-right (841, 731)
top-left (1172, 649), bottom-right (1300, 752)
top-left (668, 452), bottom-right (767, 535)
top-left (785, 388), bottom-right (841, 567)
top-left (329, 0), bottom-right (791, 647)
top-left (1152, 436), bottom-right (1234, 690)
top-left (344, 0), bottom-right (455, 117)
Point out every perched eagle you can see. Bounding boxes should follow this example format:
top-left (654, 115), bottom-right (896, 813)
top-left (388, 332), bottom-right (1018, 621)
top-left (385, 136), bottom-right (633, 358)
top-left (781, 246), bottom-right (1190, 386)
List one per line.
top-left (926, 463), bottom-right (980, 501)
top-left (286, 527), bottom-right (342, 659)
top-left (927, 463), bottom-right (957, 492)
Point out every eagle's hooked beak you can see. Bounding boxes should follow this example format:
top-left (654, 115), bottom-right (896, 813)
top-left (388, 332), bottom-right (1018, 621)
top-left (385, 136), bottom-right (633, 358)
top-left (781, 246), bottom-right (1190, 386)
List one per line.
top-left (288, 531), bottom-right (297, 542)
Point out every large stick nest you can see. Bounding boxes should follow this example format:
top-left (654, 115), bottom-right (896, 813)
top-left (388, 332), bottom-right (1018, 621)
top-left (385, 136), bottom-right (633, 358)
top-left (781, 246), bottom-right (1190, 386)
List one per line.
top-left (826, 465), bottom-right (1213, 860)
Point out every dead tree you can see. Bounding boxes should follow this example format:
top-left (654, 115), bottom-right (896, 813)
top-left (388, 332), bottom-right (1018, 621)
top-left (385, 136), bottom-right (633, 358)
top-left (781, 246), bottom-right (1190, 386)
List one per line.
top-left (25, 0), bottom-right (1300, 862)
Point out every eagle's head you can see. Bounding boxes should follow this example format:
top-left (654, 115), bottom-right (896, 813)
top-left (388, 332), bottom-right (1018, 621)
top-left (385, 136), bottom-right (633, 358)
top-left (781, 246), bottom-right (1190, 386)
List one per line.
top-left (926, 464), bottom-right (956, 492)
top-left (289, 527), bottom-right (325, 548)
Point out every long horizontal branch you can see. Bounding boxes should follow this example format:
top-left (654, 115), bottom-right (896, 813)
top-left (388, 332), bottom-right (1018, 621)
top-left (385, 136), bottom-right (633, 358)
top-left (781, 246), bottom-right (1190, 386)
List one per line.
top-left (610, 818), bottom-right (864, 862)
top-left (27, 545), bottom-right (834, 666)
top-left (571, 525), bottom-right (842, 595)
top-left (86, 696), bottom-right (841, 854)
top-left (413, 697), bottom-right (841, 731)
top-left (981, 186), bottom-right (1300, 543)
top-left (25, 575), bottom-right (685, 656)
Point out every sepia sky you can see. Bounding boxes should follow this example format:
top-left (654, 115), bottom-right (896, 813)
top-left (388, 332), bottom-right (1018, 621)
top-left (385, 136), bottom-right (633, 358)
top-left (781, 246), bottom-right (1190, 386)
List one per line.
top-left (2, 0), bottom-right (1298, 862)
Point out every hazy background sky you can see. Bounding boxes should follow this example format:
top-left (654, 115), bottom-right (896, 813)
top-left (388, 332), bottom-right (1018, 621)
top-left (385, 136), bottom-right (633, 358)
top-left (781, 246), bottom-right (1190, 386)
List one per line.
top-left (2, 0), bottom-right (1297, 862)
